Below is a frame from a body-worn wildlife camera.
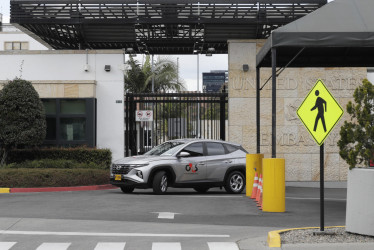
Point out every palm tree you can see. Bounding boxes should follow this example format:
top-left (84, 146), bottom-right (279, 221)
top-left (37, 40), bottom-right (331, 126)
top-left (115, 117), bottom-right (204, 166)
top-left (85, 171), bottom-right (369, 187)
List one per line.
top-left (124, 55), bottom-right (185, 93)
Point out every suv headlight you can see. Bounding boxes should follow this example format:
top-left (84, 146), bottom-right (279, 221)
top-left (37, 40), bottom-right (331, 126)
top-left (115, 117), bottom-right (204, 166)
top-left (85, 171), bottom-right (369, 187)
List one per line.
top-left (129, 163), bottom-right (148, 168)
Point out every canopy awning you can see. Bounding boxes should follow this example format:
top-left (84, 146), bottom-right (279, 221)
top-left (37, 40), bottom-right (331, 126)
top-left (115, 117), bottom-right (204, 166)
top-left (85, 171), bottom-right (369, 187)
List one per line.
top-left (257, 0), bottom-right (374, 68)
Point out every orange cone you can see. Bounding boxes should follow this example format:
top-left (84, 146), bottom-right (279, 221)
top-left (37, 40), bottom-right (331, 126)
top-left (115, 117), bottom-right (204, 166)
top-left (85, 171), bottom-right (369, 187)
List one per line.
top-left (250, 173), bottom-right (258, 199)
top-left (255, 174), bottom-right (262, 203)
top-left (257, 185), bottom-right (263, 209)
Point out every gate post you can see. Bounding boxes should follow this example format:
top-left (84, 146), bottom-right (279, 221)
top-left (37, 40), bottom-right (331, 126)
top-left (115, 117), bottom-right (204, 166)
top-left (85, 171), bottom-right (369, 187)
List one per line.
top-left (220, 94), bottom-right (226, 141)
top-left (125, 93), bottom-right (129, 156)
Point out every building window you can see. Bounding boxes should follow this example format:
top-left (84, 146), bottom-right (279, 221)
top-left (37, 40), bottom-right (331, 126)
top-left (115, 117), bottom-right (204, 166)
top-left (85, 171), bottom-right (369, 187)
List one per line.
top-left (41, 98), bottom-right (96, 147)
top-left (4, 41), bottom-right (29, 50)
top-left (60, 118), bottom-right (86, 141)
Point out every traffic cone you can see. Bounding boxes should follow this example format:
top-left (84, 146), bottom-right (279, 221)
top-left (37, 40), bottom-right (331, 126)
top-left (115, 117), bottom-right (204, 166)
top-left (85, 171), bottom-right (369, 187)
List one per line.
top-left (250, 173), bottom-right (258, 199)
top-left (257, 184), bottom-right (263, 209)
top-left (255, 174), bottom-right (262, 203)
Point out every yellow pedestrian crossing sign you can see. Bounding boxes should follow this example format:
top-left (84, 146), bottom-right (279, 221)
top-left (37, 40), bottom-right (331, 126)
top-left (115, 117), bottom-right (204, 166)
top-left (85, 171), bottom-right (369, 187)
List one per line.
top-left (297, 79), bottom-right (344, 146)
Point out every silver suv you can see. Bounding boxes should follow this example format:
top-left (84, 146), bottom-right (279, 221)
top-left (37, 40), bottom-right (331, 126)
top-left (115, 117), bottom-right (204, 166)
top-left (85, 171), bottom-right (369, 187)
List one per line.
top-left (110, 139), bottom-right (247, 194)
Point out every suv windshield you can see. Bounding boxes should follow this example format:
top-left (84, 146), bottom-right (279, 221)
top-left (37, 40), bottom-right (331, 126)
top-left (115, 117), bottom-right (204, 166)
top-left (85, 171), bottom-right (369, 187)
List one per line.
top-left (144, 141), bottom-right (185, 156)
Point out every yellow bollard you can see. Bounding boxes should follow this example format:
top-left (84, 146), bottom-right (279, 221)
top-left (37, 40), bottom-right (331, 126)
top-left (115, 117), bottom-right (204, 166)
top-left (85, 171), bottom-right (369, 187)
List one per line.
top-left (262, 158), bottom-right (285, 212)
top-left (246, 154), bottom-right (264, 197)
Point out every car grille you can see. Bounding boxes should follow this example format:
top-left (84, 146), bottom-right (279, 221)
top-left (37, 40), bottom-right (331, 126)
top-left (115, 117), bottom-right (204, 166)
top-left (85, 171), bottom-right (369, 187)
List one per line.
top-left (112, 165), bottom-right (132, 175)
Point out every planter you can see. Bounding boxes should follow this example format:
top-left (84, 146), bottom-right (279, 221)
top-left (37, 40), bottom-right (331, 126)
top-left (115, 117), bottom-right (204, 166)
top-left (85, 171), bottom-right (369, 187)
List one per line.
top-left (346, 168), bottom-right (374, 236)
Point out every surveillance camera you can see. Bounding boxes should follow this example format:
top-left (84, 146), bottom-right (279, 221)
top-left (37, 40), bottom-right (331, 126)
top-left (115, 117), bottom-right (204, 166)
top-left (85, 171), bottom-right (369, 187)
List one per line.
top-left (84, 64), bottom-right (90, 72)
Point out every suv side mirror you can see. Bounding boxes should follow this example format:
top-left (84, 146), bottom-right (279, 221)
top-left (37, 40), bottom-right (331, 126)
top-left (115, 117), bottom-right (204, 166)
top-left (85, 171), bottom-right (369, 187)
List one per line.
top-left (177, 152), bottom-right (190, 158)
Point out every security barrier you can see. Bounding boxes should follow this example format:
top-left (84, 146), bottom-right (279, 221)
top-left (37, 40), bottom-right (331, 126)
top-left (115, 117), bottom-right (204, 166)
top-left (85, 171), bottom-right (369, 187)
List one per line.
top-left (262, 158), bottom-right (285, 212)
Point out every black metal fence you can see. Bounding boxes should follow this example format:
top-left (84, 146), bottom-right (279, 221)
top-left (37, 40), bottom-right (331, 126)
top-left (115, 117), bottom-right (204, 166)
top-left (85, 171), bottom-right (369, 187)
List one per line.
top-left (125, 92), bottom-right (228, 156)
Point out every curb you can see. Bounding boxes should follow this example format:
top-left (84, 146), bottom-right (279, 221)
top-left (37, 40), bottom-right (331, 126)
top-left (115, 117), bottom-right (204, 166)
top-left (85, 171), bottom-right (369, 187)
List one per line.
top-left (0, 184), bottom-right (118, 193)
top-left (267, 226), bottom-right (345, 248)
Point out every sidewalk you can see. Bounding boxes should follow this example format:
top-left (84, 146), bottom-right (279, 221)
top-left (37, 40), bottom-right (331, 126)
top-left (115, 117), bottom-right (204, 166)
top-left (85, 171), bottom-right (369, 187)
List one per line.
top-left (286, 181), bottom-right (347, 189)
top-left (0, 184), bottom-right (117, 193)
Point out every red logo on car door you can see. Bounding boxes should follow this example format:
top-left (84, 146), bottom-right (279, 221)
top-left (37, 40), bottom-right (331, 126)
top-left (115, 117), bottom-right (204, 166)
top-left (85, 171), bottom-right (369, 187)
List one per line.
top-left (185, 163), bottom-right (198, 173)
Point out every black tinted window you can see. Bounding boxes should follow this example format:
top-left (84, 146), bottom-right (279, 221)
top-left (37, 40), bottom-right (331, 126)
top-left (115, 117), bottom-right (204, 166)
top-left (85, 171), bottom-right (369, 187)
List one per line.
top-left (182, 142), bottom-right (204, 157)
top-left (207, 142), bottom-right (226, 156)
top-left (224, 144), bottom-right (239, 153)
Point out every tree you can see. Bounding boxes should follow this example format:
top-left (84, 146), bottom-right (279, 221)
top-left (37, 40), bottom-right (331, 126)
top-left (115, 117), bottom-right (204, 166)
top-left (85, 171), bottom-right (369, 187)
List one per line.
top-left (338, 79), bottom-right (374, 169)
top-left (0, 78), bottom-right (46, 166)
top-left (124, 55), bottom-right (185, 93)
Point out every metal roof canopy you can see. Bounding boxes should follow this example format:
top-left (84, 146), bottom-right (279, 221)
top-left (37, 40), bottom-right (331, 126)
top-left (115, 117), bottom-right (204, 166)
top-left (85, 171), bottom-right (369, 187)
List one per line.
top-left (10, 0), bottom-right (326, 54)
top-left (255, 0), bottom-right (374, 158)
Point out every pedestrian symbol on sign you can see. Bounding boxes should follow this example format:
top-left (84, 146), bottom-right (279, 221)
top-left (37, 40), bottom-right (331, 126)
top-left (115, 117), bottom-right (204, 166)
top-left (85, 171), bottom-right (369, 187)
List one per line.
top-left (311, 90), bottom-right (327, 133)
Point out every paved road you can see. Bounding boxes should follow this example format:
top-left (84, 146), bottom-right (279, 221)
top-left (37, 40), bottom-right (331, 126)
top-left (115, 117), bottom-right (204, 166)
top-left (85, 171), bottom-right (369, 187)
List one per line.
top-left (0, 186), bottom-right (347, 250)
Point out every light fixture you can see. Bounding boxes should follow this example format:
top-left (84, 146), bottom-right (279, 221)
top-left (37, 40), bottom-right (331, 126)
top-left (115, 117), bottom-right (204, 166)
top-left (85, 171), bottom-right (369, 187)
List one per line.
top-left (104, 65), bottom-right (111, 72)
top-left (207, 47), bottom-right (215, 52)
top-left (126, 48), bottom-right (137, 56)
top-left (243, 64), bottom-right (249, 72)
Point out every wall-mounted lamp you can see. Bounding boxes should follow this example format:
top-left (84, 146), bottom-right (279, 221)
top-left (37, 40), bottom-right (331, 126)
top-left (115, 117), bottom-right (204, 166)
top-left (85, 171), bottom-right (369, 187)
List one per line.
top-left (126, 48), bottom-right (137, 57)
top-left (243, 64), bottom-right (249, 72)
top-left (104, 65), bottom-right (111, 72)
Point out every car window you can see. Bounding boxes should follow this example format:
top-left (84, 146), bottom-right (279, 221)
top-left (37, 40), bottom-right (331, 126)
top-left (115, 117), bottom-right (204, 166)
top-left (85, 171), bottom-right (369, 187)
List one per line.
top-left (181, 142), bottom-right (204, 157)
top-left (206, 142), bottom-right (226, 156)
top-left (145, 141), bottom-right (185, 156)
top-left (224, 144), bottom-right (239, 153)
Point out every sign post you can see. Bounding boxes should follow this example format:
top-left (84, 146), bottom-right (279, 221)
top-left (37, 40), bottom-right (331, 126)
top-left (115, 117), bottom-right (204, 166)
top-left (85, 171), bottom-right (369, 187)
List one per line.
top-left (297, 79), bottom-right (343, 232)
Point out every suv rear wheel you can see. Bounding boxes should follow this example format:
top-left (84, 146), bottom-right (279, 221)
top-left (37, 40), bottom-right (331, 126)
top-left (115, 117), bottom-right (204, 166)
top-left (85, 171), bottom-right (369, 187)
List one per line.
top-left (152, 171), bottom-right (168, 195)
top-left (193, 187), bottom-right (209, 193)
top-left (224, 171), bottom-right (245, 194)
top-left (120, 186), bottom-right (134, 193)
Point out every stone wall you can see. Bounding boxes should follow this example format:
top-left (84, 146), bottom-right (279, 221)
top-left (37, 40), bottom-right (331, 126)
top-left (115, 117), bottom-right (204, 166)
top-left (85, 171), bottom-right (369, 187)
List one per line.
top-left (0, 80), bottom-right (96, 98)
top-left (228, 40), bottom-right (367, 181)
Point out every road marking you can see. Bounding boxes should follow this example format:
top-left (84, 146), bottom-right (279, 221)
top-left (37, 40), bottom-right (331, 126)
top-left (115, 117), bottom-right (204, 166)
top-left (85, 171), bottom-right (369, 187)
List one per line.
top-left (286, 197), bottom-right (346, 201)
top-left (152, 242), bottom-right (181, 250)
top-left (0, 242), bottom-right (16, 250)
top-left (152, 212), bottom-right (180, 219)
top-left (94, 242), bottom-right (126, 250)
top-left (0, 230), bottom-right (229, 238)
top-left (36, 243), bottom-right (71, 250)
top-left (170, 196), bottom-right (243, 198)
top-left (208, 242), bottom-right (239, 250)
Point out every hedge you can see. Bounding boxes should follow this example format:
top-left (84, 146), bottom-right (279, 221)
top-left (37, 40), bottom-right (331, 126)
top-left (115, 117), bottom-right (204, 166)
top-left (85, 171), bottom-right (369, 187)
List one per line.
top-left (4, 159), bottom-right (107, 170)
top-left (5, 147), bottom-right (112, 168)
top-left (0, 168), bottom-right (109, 188)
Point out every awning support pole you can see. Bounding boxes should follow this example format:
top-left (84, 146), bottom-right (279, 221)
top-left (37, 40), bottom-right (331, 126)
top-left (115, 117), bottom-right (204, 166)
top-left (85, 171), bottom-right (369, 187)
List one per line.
top-left (256, 67), bottom-right (260, 154)
top-left (271, 48), bottom-right (277, 158)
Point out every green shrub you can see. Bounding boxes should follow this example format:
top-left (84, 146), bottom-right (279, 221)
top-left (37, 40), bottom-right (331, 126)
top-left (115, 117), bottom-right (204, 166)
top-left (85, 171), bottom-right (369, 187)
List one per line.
top-left (6, 147), bottom-right (112, 168)
top-left (0, 168), bottom-right (109, 188)
top-left (338, 79), bottom-right (374, 169)
top-left (0, 78), bottom-right (46, 166)
top-left (4, 159), bottom-right (107, 169)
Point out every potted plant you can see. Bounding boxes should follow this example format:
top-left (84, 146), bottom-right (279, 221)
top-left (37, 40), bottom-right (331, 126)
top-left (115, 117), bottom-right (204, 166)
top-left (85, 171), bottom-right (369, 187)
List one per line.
top-left (338, 79), bottom-right (374, 236)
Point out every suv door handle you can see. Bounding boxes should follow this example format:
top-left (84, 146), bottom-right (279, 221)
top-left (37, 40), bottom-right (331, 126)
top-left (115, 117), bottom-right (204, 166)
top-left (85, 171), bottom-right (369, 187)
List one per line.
top-left (224, 160), bottom-right (232, 163)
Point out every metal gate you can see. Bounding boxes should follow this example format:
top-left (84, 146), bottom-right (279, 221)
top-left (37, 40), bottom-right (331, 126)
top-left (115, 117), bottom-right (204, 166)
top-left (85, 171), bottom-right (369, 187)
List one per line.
top-left (125, 92), bottom-right (228, 156)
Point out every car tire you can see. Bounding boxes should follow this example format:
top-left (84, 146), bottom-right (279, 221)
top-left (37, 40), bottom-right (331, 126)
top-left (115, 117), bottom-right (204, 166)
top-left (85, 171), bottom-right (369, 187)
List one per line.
top-left (193, 187), bottom-right (209, 193)
top-left (224, 171), bottom-right (245, 194)
top-left (152, 171), bottom-right (168, 195)
top-left (120, 186), bottom-right (135, 193)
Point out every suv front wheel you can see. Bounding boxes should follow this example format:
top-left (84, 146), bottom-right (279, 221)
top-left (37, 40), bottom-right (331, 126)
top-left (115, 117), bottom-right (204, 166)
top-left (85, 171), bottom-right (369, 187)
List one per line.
top-left (224, 171), bottom-right (245, 194)
top-left (152, 171), bottom-right (168, 195)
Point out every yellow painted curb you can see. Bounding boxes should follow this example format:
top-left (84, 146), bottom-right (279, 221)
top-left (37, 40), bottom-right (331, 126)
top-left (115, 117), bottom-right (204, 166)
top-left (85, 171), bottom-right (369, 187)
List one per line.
top-left (0, 188), bottom-right (10, 193)
top-left (267, 226), bottom-right (345, 248)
